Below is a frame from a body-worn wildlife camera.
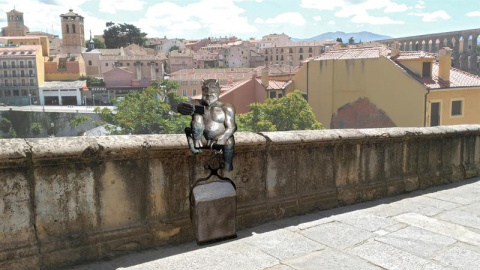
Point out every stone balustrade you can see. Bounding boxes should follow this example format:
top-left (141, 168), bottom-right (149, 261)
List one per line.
top-left (1, 125), bottom-right (479, 269)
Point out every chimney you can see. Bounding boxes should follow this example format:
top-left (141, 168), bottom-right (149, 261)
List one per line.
top-left (261, 66), bottom-right (269, 87)
top-left (391, 42), bottom-right (401, 57)
top-left (438, 47), bottom-right (451, 83)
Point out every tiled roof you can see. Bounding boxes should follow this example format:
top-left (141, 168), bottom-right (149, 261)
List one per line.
top-left (419, 63), bottom-right (480, 89)
top-left (0, 45), bottom-right (40, 57)
top-left (314, 47), bottom-right (386, 60)
top-left (391, 51), bottom-right (435, 60)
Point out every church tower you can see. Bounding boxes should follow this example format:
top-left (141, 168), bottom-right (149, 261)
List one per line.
top-left (60, 9), bottom-right (85, 54)
top-left (2, 8), bottom-right (29, 36)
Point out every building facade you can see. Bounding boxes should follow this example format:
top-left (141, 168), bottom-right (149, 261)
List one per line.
top-left (45, 54), bottom-right (86, 81)
top-left (0, 45), bottom-right (44, 105)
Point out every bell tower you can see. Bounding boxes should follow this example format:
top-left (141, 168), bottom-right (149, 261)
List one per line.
top-left (2, 8), bottom-right (29, 36)
top-left (60, 9), bottom-right (84, 54)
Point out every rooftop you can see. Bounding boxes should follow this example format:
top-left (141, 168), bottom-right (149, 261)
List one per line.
top-left (391, 51), bottom-right (436, 60)
top-left (314, 47), bottom-right (387, 60)
top-left (419, 63), bottom-right (480, 89)
top-left (40, 80), bottom-right (86, 90)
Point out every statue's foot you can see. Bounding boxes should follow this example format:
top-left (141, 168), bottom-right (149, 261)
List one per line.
top-left (194, 140), bottom-right (203, 149)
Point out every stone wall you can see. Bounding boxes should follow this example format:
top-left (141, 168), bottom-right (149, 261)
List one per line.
top-left (1, 125), bottom-right (480, 269)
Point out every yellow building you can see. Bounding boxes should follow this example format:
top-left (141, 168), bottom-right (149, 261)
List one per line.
top-left (44, 54), bottom-right (86, 81)
top-left (1, 36), bottom-right (50, 57)
top-left (0, 45), bottom-right (45, 105)
top-left (290, 46), bottom-right (480, 128)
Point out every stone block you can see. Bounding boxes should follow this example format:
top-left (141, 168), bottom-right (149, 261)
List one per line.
top-left (191, 180), bottom-right (236, 244)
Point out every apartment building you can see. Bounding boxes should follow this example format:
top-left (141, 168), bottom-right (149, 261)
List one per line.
top-left (0, 35), bottom-right (50, 57)
top-left (168, 50), bottom-right (195, 73)
top-left (257, 33), bottom-right (291, 49)
top-left (0, 45), bottom-right (44, 105)
top-left (263, 41), bottom-right (338, 67)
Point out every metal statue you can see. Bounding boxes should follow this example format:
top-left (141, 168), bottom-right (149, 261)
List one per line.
top-left (177, 79), bottom-right (236, 171)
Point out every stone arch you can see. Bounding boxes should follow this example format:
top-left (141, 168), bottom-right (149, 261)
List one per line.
top-left (421, 40), bottom-right (426, 51)
top-left (330, 98), bottom-right (396, 129)
top-left (415, 41), bottom-right (420, 51)
top-left (468, 55), bottom-right (471, 69)
top-left (467, 35), bottom-right (473, 52)
top-left (428, 39), bottom-right (433, 52)
top-left (459, 36), bottom-right (465, 53)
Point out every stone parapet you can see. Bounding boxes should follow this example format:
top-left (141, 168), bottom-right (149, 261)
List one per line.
top-left (0, 126), bottom-right (479, 269)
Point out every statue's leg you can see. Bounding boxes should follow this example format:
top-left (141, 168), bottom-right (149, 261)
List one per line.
top-left (223, 136), bottom-right (235, 171)
top-left (185, 127), bottom-right (201, 154)
top-left (192, 114), bottom-right (204, 149)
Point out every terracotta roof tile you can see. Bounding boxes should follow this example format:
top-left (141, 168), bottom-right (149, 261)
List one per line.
top-left (314, 47), bottom-right (385, 60)
top-left (419, 63), bottom-right (480, 89)
top-left (391, 51), bottom-right (435, 60)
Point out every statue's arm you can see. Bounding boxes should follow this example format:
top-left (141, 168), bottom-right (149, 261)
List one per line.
top-left (217, 104), bottom-right (236, 145)
top-left (177, 100), bottom-right (205, 115)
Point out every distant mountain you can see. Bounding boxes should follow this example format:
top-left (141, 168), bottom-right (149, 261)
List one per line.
top-left (291, 31), bottom-right (392, 43)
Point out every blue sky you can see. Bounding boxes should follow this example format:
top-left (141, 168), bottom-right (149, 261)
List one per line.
top-left (0, 0), bottom-right (478, 40)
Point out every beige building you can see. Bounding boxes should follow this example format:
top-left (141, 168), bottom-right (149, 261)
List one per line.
top-left (257, 33), bottom-right (291, 49)
top-left (168, 49), bottom-right (195, 73)
top-left (263, 41), bottom-right (337, 67)
top-left (1, 9), bottom-right (29, 36)
top-left (99, 54), bottom-right (165, 83)
top-left (0, 35), bottom-right (50, 57)
top-left (0, 45), bottom-right (44, 105)
top-left (60, 9), bottom-right (85, 54)
top-left (289, 46), bottom-right (480, 129)
top-left (27, 31), bottom-right (61, 55)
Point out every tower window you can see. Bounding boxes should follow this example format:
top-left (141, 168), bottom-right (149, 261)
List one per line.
top-left (66, 24), bottom-right (69, 33)
top-left (72, 24), bottom-right (76, 33)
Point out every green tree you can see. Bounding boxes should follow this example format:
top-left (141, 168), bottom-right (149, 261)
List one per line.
top-left (169, 45), bottom-right (180, 52)
top-left (79, 75), bottom-right (105, 87)
top-left (95, 80), bottom-right (190, 134)
top-left (237, 90), bottom-right (323, 132)
top-left (0, 118), bottom-right (12, 134)
top-left (7, 127), bottom-right (16, 138)
top-left (103, 22), bottom-right (147, 48)
top-left (348, 36), bottom-right (355, 44)
top-left (336, 37), bottom-right (343, 43)
top-left (31, 122), bottom-right (43, 136)
top-left (85, 38), bottom-right (106, 49)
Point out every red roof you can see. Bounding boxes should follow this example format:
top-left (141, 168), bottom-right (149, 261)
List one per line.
top-left (418, 63), bottom-right (480, 89)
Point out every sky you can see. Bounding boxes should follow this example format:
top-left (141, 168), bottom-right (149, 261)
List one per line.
top-left (0, 0), bottom-right (478, 40)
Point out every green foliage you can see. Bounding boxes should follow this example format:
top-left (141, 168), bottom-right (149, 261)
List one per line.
top-left (85, 38), bottom-right (106, 49)
top-left (7, 127), bottom-right (16, 138)
top-left (95, 80), bottom-right (190, 135)
top-left (169, 45), bottom-right (180, 52)
top-left (31, 122), bottom-right (43, 136)
top-left (0, 118), bottom-right (12, 133)
top-left (70, 115), bottom-right (89, 128)
top-left (336, 37), bottom-right (343, 43)
top-left (348, 36), bottom-right (355, 44)
top-left (237, 90), bottom-right (323, 132)
top-left (103, 22), bottom-right (147, 48)
top-left (79, 75), bottom-right (105, 87)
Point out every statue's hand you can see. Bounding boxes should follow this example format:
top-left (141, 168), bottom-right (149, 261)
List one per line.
top-left (177, 102), bottom-right (195, 115)
top-left (194, 139), bottom-right (203, 149)
top-left (216, 136), bottom-right (226, 146)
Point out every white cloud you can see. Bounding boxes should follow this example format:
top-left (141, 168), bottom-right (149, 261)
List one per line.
top-left (466, 11), bottom-right (480, 17)
top-left (384, 3), bottom-right (407, 13)
top-left (99, 0), bottom-right (147, 14)
top-left (408, 10), bottom-right (451, 22)
top-left (255, 18), bottom-right (264, 24)
top-left (415, 0), bottom-right (425, 9)
top-left (137, 0), bottom-right (257, 38)
top-left (264, 12), bottom-right (306, 26)
top-left (300, 0), bottom-right (406, 25)
top-left (328, 20), bottom-right (335, 25)
top-left (313, 15), bottom-right (322, 21)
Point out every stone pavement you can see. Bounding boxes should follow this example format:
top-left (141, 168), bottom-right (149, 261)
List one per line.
top-left (71, 178), bottom-right (480, 270)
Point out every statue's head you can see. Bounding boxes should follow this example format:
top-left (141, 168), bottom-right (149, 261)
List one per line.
top-left (201, 79), bottom-right (220, 106)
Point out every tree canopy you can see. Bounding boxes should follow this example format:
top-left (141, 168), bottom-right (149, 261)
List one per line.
top-left (103, 22), bottom-right (147, 48)
top-left (348, 36), bottom-right (355, 44)
top-left (94, 80), bottom-right (190, 135)
top-left (85, 38), bottom-right (106, 49)
top-left (237, 90), bottom-right (323, 132)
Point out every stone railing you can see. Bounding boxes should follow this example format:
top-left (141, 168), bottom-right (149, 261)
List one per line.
top-left (1, 125), bottom-right (479, 269)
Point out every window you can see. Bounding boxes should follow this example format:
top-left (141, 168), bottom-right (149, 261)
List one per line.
top-left (308, 47), bottom-right (312, 53)
top-left (422, 62), bottom-right (431, 77)
top-left (182, 89), bottom-right (187, 96)
top-left (72, 24), bottom-right (76, 33)
top-left (88, 60), bottom-right (92, 66)
top-left (5, 90), bottom-right (11, 96)
top-left (21, 90), bottom-right (28, 96)
top-left (106, 63), bottom-right (109, 66)
top-left (299, 48), bottom-right (303, 53)
top-left (21, 79), bottom-right (25, 86)
top-left (193, 89), bottom-right (197, 96)
top-left (28, 61), bottom-right (32, 68)
top-left (11, 61), bottom-right (15, 68)
top-left (3, 71), bottom-right (7, 77)
top-left (451, 100), bottom-right (463, 116)
top-left (20, 61), bottom-right (24, 68)
top-left (66, 24), bottom-right (69, 33)
top-left (4, 80), bottom-right (8, 86)
top-left (2, 62), bottom-right (6, 68)
top-left (21, 70), bottom-right (24, 77)
top-left (12, 71), bottom-right (16, 77)
top-left (30, 79), bottom-right (34, 86)
top-left (13, 80), bottom-right (17, 86)
top-left (269, 91), bottom-right (276, 98)
top-left (13, 90), bottom-right (19, 96)
top-left (299, 55), bottom-right (303, 60)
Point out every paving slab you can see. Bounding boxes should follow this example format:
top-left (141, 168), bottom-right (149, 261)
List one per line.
top-left (300, 221), bottom-right (374, 250)
top-left (433, 246), bottom-right (480, 269)
top-left (394, 212), bottom-right (480, 246)
top-left (332, 212), bottom-right (399, 232)
top-left (241, 228), bottom-right (326, 260)
top-left (437, 209), bottom-right (480, 230)
top-left (351, 240), bottom-right (444, 270)
top-left (282, 248), bottom-right (382, 270)
top-left (375, 226), bottom-right (457, 258)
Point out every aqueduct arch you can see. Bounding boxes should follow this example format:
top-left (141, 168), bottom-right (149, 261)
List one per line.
top-left (377, 28), bottom-right (480, 75)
